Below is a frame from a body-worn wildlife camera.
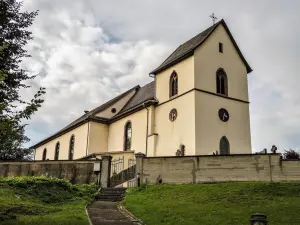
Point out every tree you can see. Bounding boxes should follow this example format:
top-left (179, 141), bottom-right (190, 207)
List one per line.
top-left (0, 0), bottom-right (45, 160)
top-left (283, 149), bottom-right (300, 160)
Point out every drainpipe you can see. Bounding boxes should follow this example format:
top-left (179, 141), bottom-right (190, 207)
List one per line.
top-left (143, 104), bottom-right (149, 156)
top-left (85, 121), bottom-right (90, 156)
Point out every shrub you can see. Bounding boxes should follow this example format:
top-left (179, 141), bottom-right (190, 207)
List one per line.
top-left (0, 176), bottom-right (98, 203)
top-left (283, 149), bottom-right (300, 159)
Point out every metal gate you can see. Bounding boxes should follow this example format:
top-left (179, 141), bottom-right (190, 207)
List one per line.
top-left (127, 158), bottom-right (136, 188)
top-left (110, 157), bottom-right (124, 187)
top-left (110, 157), bottom-right (136, 188)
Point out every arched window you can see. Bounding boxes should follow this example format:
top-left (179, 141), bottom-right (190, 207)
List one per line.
top-left (42, 148), bottom-right (47, 161)
top-left (69, 135), bottom-right (75, 160)
top-left (54, 142), bottom-right (60, 160)
top-left (216, 69), bottom-right (228, 96)
top-left (124, 121), bottom-right (132, 151)
top-left (219, 136), bottom-right (230, 155)
top-left (169, 71), bottom-right (178, 97)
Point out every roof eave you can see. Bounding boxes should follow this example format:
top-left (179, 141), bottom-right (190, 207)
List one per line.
top-left (149, 51), bottom-right (194, 75)
top-left (30, 117), bottom-right (109, 149)
top-left (109, 98), bottom-right (158, 123)
top-left (149, 19), bottom-right (253, 75)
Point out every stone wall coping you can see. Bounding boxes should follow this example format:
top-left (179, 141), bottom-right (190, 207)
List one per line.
top-left (143, 153), bottom-right (281, 159)
top-left (0, 160), bottom-right (99, 164)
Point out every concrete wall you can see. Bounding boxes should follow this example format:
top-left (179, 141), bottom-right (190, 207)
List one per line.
top-left (35, 123), bottom-right (89, 160)
top-left (0, 161), bottom-right (98, 184)
top-left (139, 154), bottom-right (300, 184)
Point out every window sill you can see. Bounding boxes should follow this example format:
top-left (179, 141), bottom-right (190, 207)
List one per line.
top-left (169, 94), bottom-right (178, 99)
top-left (216, 93), bottom-right (228, 97)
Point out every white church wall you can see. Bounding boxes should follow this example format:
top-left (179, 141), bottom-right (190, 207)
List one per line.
top-left (87, 121), bottom-right (108, 154)
top-left (35, 123), bottom-right (89, 160)
top-left (107, 108), bottom-right (148, 154)
top-left (95, 88), bottom-right (137, 118)
top-left (195, 91), bottom-right (251, 155)
top-left (155, 56), bottom-right (195, 104)
top-left (194, 23), bottom-right (249, 102)
top-left (154, 91), bottom-right (196, 156)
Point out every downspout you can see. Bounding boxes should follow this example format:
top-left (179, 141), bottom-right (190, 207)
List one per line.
top-left (143, 104), bottom-right (149, 156)
top-left (85, 121), bottom-right (90, 156)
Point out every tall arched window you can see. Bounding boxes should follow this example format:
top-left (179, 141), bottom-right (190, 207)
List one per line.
top-left (124, 121), bottom-right (132, 151)
top-left (69, 135), bottom-right (75, 160)
top-left (42, 148), bottom-right (47, 161)
top-left (169, 71), bottom-right (178, 97)
top-left (219, 136), bottom-right (230, 155)
top-left (216, 69), bottom-right (228, 96)
top-left (54, 142), bottom-right (60, 160)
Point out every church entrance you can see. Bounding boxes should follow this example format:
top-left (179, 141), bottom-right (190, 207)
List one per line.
top-left (220, 136), bottom-right (230, 155)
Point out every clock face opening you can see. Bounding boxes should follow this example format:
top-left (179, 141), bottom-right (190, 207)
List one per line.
top-left (218, 108), bottom-right (229, 122)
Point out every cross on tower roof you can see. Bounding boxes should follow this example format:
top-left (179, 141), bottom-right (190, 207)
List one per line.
top-left (209, 13), bottom-right (218, 25)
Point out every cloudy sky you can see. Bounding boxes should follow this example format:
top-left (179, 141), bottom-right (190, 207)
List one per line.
top-left (21, 0), bottom-right (300, 152)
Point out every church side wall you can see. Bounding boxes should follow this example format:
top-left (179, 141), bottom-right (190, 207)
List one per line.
top-left (35, 123), bottom-right (89, 160)
top-left (195, 91), bottom-right (251, 155)
top-left (194, 24), bottom-right (249, 101)
top-left (155, 56), bottom-right (194, 103)
top-left (154, 91), bottom-right (196, 156)
top-left (87, 122), bottom-right (108, 154)
top-left (107, 109), bottom-right (148, 153)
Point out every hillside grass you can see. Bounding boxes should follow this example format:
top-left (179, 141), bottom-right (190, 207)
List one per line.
top-left (123, 182), bottom-right (300, 225)
top-left (0, 177), bottom-right (98, 225)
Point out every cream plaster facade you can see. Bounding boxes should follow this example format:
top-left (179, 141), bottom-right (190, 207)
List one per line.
top-left (95, 89), bottom-right (137, 118)
top-left (35, 123), bottom-right (89, 160)
top-left (155, 56), bottom-right (194, 103)
top-left (34, 20), bottom-right (252, 161)
top-left (108, 109), bottom-right (148, 153)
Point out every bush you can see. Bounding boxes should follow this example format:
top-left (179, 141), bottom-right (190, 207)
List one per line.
top-left (0, 176), bottom-right (98, 203)
top-left (283, 149), bottom-right (300, 159)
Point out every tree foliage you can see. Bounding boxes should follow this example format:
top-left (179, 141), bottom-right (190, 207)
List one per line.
top-left (0, 0), bottom-right (45, 160)
top-left (283, 149), bottom-right (300, 160)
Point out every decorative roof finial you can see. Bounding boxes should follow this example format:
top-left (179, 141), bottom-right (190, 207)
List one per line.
top-left (209, 13), bottom-right (218, 25)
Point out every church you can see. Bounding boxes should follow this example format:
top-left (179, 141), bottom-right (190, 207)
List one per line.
top-left (32, 19), bottom-right (252, 161)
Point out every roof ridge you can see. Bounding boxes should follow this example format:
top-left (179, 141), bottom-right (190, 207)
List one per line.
top-left (30, 84), bottom-right (141, 149)
top-left (88, 85), bottom-right (140, 116)
top-left (150, 19), bottom-right (251, 75)
top-left (115, 81), bottom-right (155, 117)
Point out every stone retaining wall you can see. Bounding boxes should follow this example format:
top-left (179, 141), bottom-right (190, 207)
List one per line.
top-left (135, 153), bottom-right (300, 184)
top-left (0, 160), bottom-right (99, 184)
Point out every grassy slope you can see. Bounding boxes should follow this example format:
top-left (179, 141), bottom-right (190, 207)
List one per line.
top-left (123, 182), bottom-right (300, 225)
top-left (0, 177), bottom-right (98, 225)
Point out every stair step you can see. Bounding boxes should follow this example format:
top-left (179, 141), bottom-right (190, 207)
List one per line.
top-left (102, 188), bottom-right (127, 191)
top-left (95, 188), bottom-right (127, 202)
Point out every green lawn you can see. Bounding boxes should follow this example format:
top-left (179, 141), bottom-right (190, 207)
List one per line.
top-left (123, 182), bottom-right (300, 225)
top-left (0, 177), bottom-right (98, 225)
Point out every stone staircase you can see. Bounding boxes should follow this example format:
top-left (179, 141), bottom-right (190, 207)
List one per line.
top-left (95, 188), bottom-right (127, 202)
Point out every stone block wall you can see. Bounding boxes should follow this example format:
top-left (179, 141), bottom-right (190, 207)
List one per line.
top-left (0, 160), bottom-right (99, 184)
top-left (137, 154), bottom-right (300, 184)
